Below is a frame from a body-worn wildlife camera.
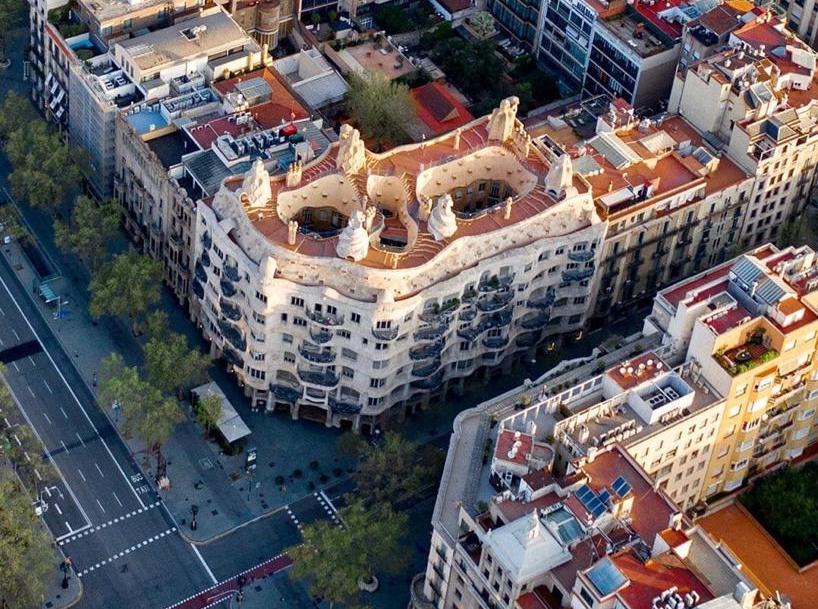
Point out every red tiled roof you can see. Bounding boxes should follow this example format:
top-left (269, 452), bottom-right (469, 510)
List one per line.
top-left (495, 429), bottom-right (535, 466)
top-left (613, 549), bottom-right (715, 609)
top-left (411, 82), bottom-right (474, 137)
top-left (660, 527), bottom-right (689, 548)
top-left (634, 0), bottom-right (686, 38)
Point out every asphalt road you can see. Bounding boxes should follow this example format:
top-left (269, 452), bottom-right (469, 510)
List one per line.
top-left (0, 245), bottom-right (352, 608)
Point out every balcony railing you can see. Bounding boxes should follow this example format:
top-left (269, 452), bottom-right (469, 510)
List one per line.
top-left (526, 288), bottom-right (555, 310)
top-left (567, 250), bottom-right (595, 262)
top-left (561, 268), bottom-right (594, 283)
top-left (307, 309), bottom-right (344, 326)
top-left (459, 307), bottom-right (477, 322)
top-left (410, 341), bottom-right (443, 361)
top-left (412, 358), bottom-right (442, 378)
top-left (223, 347), bottom-right (244, 368)
top-left (415, 324), bottom-right (447, 342)
top-left (329, 395), bottom-right (361, 414)
top-left (310, 327), bottom-right (334, 344)
top-left (200, 250), bottom-right (211, 268)
top-left (271, 382), bottom-right (301, 403)
top-left (192, 279), bottom-right (204, 300)
top-left (219, 319), bottom-right (246, 352)
top-left (297, 369), bottom-right (340, 387)
top-left (372, 326), bottom-right (399, 340)
top-left (221, 299), bottom-right (242, 322)
top-left (223, 263), bottom-right (240, 282)
top-left (412, 370), bottom-right (444, 390)
top-left (478, 274), bottom-right (514, 293)
top-left (482, 336), bottom-right (509, 350)
top-left (220, 278), bottom-right (237, 298)
top-left (299, 346), bottom-right (335, 363)
top-left (201, 231), bottom-right (212, 250)
top-left (477, 291), bottom-right (513, 312)
top-left (521, 311), bottom-right (550, 329)
top-left (194, 261), bottom-right (207, 283)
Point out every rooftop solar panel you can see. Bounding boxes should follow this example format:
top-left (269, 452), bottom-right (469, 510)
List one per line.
top-left (612, 476), bottom-right (632, 498)
top-left (587, 558), bottom-right (628, 596)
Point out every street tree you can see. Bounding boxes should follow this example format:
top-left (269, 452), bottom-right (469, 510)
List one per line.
top-left (145, 331), bottom-right (210, 398)
top-left (336, 431), bottom-right (366, 459)
top-left (346, 72), bottom-right (414, 151)
top-left (99, 353), bottom-right (183, 468)
top-left (0, 92), bottom-right (37, 142)
top-left (89, 250), bottom-right (162, 334)
top-left (288, 499), bottom-right (408, 608)
top-left (5, 121), bottom-right (81, 213)
top-left (0, 0), bottom-right (25, 67)
top-left (194, 392), bottom-right (222, 435)
top-left (53, 196), bottom-right (121, 271)
top-left (0, 469), bottom-right (54, 609)
top-left (355, 432), bottom-right (432, 509)
top-left (0, 202), bottom-right (29, 242)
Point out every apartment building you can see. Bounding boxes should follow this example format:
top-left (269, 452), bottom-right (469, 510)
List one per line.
top-left (29, 0), bottom-right (203, 131)
top-left (777, 0), bottom-right (818, 48)
top-left (539, 96), bottom-right (754, 324)
top-left (70, 7), bottom-right (261, 197)
top-left (411, 426), bottom-right (763, 609)
top-left (191, 97), bottom-right (607, 431)
top-left (645, 244), bottom-right (818, 497)
top-left (678, 0), bottom-right (754, 68)
top-left (669, 10), bottom-right (818, 248)
top-left (226, 0), bottom-right (295, 49)
top-left (115, 64), bottom-right (326, 304)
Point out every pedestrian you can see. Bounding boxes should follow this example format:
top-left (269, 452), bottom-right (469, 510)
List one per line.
top-left (92, 372), bottom-right (97, 387)
top-left (73, 349), bottom-right (78, 358)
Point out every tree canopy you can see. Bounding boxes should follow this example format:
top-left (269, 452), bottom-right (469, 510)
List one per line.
top-left (0, 470), bottom-right (55, 609)
top-left (288, 500), bottom-right (409, 609)
top-left (145, 331), bottom-right (210, 397)
top-left (194, 392), bottom-right (222, 434)
top-left (5, 121), bottom-right (82, 213)
top-left (53, 196), bottom-right (121, 270)
top-left (0, 92), bottom-right (37, 142)
top-left (89, 250), bottom-right (162, 333)
top-left (346, 72), bottom-right (414, 151)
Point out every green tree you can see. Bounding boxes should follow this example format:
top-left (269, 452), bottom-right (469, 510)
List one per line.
top-left (355, 432), bottom-right (433, 509)
top-left (0, 92), bottom-right (37, 142)
top-left (53, 196), bottom-right (121, 271)
top-left (0, 470), bottom-right (55, 609)
top-left (195, 392), bottom-right (223, 435)
top-left (346, 72), bottom-right (414, 151)
top-left (99, 353), bottom-right (183, 468)
top-left (6, 121), bottom-right (81, 213)
top-left (0, 203), bottom-right (29, 242)
top-left (89, 250), bottom-right (162, 334)
top-left (288, 500), bottom-right (409, 608)
top-left (145, 332), bottom-right (210, 398)
top-left (336, 431), bottom-right (366, 459)
top-left (0, 0), bottom-right (25, 65)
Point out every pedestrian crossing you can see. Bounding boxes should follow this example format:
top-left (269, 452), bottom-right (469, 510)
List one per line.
top-left (59, 501), bottom-right (162, 545)
top-left (75, 527), bottom-right (177, 577)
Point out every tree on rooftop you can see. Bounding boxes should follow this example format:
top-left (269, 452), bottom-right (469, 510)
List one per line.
top-left (53, 196), bottom-right (121, 271)
top-left (0, 469), bottom-right (55, 609)
top-left (287, 499), bottom-right (409, 609)
top-left (89, 249), bottom-right (162, 334)
top-left (6, 121), bottom-right (81, 214)
top-left (345, 72), bottom-right (414, 152)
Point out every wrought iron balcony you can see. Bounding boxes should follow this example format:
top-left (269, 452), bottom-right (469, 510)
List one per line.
top-left (516, 333), bottom-right (538, 347)
top-left (220, 278), bottom-right (237, 298)
top-left (477, 291), bottom-right (513, 312)
top-left (414, 324), bottom-right (447, 342)
top-left (194, 261), bottom-right (207, 283)
top-left (192, 279), bottom-right (204, 300)
top-left (482, 336), bottom-right (509, 350)
top-left (307, 309), bottom-right (344, 326)
top-left (521, 311), bottom-right (550, 329)
top-left (297, 369), bottom-right (340, 387)
top-left (562, 268), bottom-right (594, 283)
top-left (459, 308), bottom-right (477, 322)
top-left (299, 346), bottom-right (336, 363)
top-left (410, 341), bottom-right (443, 361)
top-left (201, 231), bottom-right (212, 250)
top-left (220, 299), bottom-right (242, 322)
top-left (412, 358), bottom-right (442, 378)
top-left (526, 288), bottom-right (555, 310)
top-left (200, 250), bottom-right (211, 268)
top-left (372, 326), bottom-right (399, 340)
top-left (478, 274), bottom-right (515, 293)
top-left (219, 319), bottom-right (246, 352)
top-left (412, 370), bottom-right (444, 391)
top-left (223, 263), bottom-right (240, 282)
top-left (223, 347), bottom-right (243, 368)
top-left (567, 250), bottom-right (595, 262)
top-left (329, 396), bottom-right (362, 414)
top-left (419, 301), bottom-right (459, 323)
top-left (271, 383), bottom-right (301, 403)
top-left (310, 327), bottom-right (333, 344)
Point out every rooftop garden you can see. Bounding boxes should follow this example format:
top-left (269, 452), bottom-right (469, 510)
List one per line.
top-left (740, 462), bottom-right (818, 567)
top-left (715, 329), bottom-right (778, 376)
top-left (48, 4), bottom-right (88, 39)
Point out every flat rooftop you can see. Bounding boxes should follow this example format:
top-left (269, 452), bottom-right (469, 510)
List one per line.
top-left (79, 0), bottom-right (170, 23)
top-left (598, 10), bottom-right (675, 58)
top-left (339, 40), bottom-right (415, 80)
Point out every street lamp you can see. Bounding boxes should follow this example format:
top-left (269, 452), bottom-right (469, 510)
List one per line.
top-left (190, 504), bottom-right (199, 531)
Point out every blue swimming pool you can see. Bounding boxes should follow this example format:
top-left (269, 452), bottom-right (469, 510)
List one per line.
top-left (127, 110), bottom-right (167, 135)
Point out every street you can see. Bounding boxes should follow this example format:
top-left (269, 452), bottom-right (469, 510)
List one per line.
top-left (0, 248), bottom-right (346, 608)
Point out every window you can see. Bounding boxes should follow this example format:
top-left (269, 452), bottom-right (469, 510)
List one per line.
top-left (376, 320), bottom-right (391, 329)
top-left (783, 339), bottom-right (796, 352)
top-left (728, 405), bottom-right (741, 418)
top-left (337, 330), bottom-right (351, 339)
top-left (280, 313), bottom-right (288, 323)
top-left (283, 352), bottom-right (295, 363)
top-left (255, 291), bottom-right (267, 303)
top-left (579, 587), bottom-right (594, 607)
top-left (370, 378), bottom-right (385, 388)
top-left (342, 367), bottom-right (354, 378)
top-left (290, 297), bottom-right (304, 307)
top-left (248, 368), bottom-right (266, 380)
top-left (341, 348), bottom-right (357, 361)
top-left (749, 397), bottom-right (768, 413)
top-left (373, 359), bottom-right (389, 369)
top-left (375, 342), bottom-right (389, 351)
top-left (367, 396), bottom-right (383, 407)
top-left (351, 312), bottom-right (361, 323)
top-left (293, 317), bottom-right (307, 327)
top-left (799, 408), bottom-right (816, 421)
top-left (282, 333), bottom-right (293, 344)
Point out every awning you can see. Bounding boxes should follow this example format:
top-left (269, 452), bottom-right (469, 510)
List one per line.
top-left (191, 382), bottom-right (251, 444)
